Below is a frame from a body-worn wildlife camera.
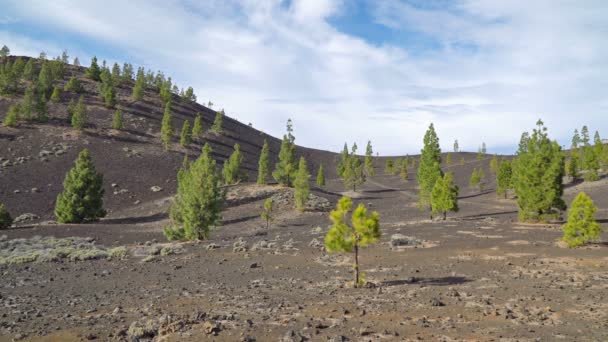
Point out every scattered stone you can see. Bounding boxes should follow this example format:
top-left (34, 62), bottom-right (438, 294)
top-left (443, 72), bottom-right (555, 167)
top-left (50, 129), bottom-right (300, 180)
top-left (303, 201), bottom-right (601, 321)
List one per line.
top-left (31, 187), bottom-right (40, 193)
top-left (249, 262), bottom-right (259, 269)
top-left (282, 329), bottom-right (305, 342)
top-left (309, 238), bottom-right (323, 249)
top-left (14, 213), bottom-right (40, 223)
top-left (430, 298), bottom-right (445, 307)
top-left (390, 234), bottom-right (420, 247)
top-left (202, 321), bottom-right (221, 335)
top-left (150, 186), bottom-right (162, 192)
top-left (233, 238), bottom-right (248, 252)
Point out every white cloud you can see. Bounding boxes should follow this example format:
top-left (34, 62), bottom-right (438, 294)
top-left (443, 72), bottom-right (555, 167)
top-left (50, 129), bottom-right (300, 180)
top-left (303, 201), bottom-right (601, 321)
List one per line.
top-left (1, 0), bottom-right (607, 154)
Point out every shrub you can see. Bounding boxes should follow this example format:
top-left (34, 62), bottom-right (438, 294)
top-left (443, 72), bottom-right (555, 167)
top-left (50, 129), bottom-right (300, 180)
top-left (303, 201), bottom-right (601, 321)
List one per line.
top-left (0, 204), bottom-right (12, 229)
top-left (562, 192), bottom-right (602, 247)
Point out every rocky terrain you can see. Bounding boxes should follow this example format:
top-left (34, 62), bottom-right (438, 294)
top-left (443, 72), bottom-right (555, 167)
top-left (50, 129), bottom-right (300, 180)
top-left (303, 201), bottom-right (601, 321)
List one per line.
top-left (1, 57), bottom-right (607, 341)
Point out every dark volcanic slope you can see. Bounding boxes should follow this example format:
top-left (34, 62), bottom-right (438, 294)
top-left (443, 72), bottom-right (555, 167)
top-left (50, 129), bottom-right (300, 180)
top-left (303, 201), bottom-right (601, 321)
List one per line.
top-left (0, 57), bottom-right (341, 221)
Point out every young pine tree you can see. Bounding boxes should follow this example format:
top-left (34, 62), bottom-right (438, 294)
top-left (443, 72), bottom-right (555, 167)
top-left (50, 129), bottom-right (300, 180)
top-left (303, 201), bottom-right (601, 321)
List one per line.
top-left (261, 198), bottom-right (274, 229)
top-left (273, 124), bottom-right (296, 186)
top-left (294, 157), bottom-right (310, 211)
top-left (325, 196), bottom-right (380, 288)
top-left (469, 168), bottom-right (482, 192)
top-left (257, 140), bottom-right (271, 185)
top-left (417, 123), bottom-right (443, 212)
top-left (160, 102), bottom-right (174, 150)
top-left (192, 113), bottom-right (203, 139)
top-left (343, 143), bottom-right (366, 192)
top-left (489, 154), bottom-right (499, 174)
top-left (400, 161), bottom-right (408, 181)
top-left (513, 120), bottom-right (566, 222)
top-left (431, 172), bottom-right (459, 220)
top-left (71, 96), bottom-right (87, 130)
top-left (35, 93), bottom-right (48, 122)
top-left (211, 109), bottom-right (224, 134)
top-left (222, 144), bottom-right (243, 184)
top-left (566, 152), bottom-right (580, 182)
top-left (316, 164), bottom-right (326, 187)
top-left (453, 140), bottom-right (459, 152)
top-left (337, 143), bottom-right (348, 177)
top-left (0, 203), bottom-right (12, 229)
top-left (562, 192), bottom-right (602, 247)
top-left (132, 72), bottom-right (145, 100)
top-left (3, 104), bottom-right (19, 127)
top-left (86, 56), bottom-right (101, 81)
top-left (365, 141), bottom-right (375, 176)
top-left (54, 149), bottom-right (106, 223)
top-left (50, 86), bottom-right (61, 102)
top-left (64, 76), bottom-right (82, 93)
top-left (112, 109), bottom-right (124, 130)
top-left (164, 143), bottom-right (225, 241)
top-left (180, 120), bottom-right (192, 146)
top-left (384, 159), bottom-right (394, 175)
top-left (460, 157), bottom-right (465, 166)
top-left (446, 152), bottom-right (452, 166)
top-left (496, 160), bottom-right (513, 199)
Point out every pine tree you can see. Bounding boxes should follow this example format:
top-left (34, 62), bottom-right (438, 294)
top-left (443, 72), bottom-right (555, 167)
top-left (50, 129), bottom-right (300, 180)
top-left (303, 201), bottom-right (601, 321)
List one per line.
top-left (566, 151), bottom-right (580, 182)
top-left (325, 196), bottom-right (380, 288)
top-left (343, 143), bottom-right (366, 191)
top-left (316, 164), bottom-right (326, 187)
top-left (54, 149), bottom-right (106, 223)
top-left (365, 141), bottom-right (374, 176)
top-left (21, 85), bottom-right (36, 121)
top-left (0, 45), bottom-right (9, 58)
top-left (294, 157), bottom-right (310, 211)
top-left (132, 70), bottom-right (145, 100)
top-left (86, 56), bottom-right (101, 81)
top-left (257, 140), bottom-right (271, 185)
top-left (111, 62), bottom-right (121, 80)
top-left (562, 192), bottom-right (602, 247)
top-left (36, 62), bottom-right (53, 98)
top-left (211, 109), bottom-right (224, 134)
top-left (64, 76), bottom-right (82, 93)
top-left (180, 120), bottom-right (192, 146)
top-left (477, 147), bottom-right (484, 160)
top-left (446, 152), bottom-right (452, 166)
top-left (384, 159), bottom-right (393, 175)
top-left (160, 102), bottom-right (174, 149)
top-left (496, 160), bottom-right (513, 198)
top-left (273, 121), bottom-right (297, 186)
top-left (192, 113), bottom-right (203, 139)
top-left (460, 157), bottom-right (465, 165)
top-left (164, 143), bottom-right (225, 241)
top-left (431, 172), bottom-right (459, 220)
top-left (400, 161), bottom-right (408, 180)
top-left (71, 96), bottom-right (87, 130)
top-left (112, 109), bottom-right (124, 130)
top-left (469, 168), bottom-right (483, 192)
top-left (3, 104), bottom-right (19, 127)
top-left (222, 143), bottom-right (243, 184)
top-left (0, 203), bottom-right (12, 229)
top-left (22, 59), bottom-right (36, 80)
top-left (35, 92), bottom-right (48, 122)
top-left (261, 198), bottom-right (274, 229)
top-left (337, 143), bottom-right (348, 177)
top-left (489, 154), bottom-right (499, 174)
top-left (50, 85), bottom-right (61, 102)
top-left (454, 140), bottom-right (459, 152)
top-left (417, 123), bottom-right (443, 212)
top-left (513, 120), bottom-right (566, 222)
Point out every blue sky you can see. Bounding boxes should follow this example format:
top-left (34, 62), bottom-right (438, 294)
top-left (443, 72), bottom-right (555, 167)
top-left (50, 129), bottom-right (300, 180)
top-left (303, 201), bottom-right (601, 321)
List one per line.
top-left (1, 0), bottom-right (607, 155)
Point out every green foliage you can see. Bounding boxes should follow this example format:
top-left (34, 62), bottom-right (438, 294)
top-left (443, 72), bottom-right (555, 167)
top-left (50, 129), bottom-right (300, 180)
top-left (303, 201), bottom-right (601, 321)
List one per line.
top-left (112, 109), bottom-right (124, 130)
top-left (513, 120), bottom-right (566, 222)
top-left (54, 149), bottom-right (106, 223)
top-left (122, 63), bottom-right (133, 83)
top-left (0, 45), bottom-right (9, 58)
top-left (384, 159), bottom-right (393, 175)
top-left (431, 172), bottom-right (459, 220)
top-left (21, 85), bottom-right (36, 121)
top-left (562, 192), bottom-right (602, 247)
top-left (261, 198), bottom-right (274, 229)
top-left (192, 113), bottom-right (203, 139)
top-left (132, 69), bottom-right (145, 100)
top-left (273, 121), bottom-right (297, 186)
top-left (222, 143), bottom-right (243, 184)
top-left (3, 104), bottom-right (19, 127)
top-left (0, 60), bottom-right (18, 94)
top-left (35, 92), bottom-right (48, 122)
top-left (364, 141), bottom-right (374, 176)
top-left (496, 160), bottom-right (513, 198)
top-left (71, 96), bottom-right (87, 130)
top-left (211, 109), bottom-right (224, 134)
top-left (257, 139), bottom-right (271, 185)
top-left (183, 86), bottom-right (196, 102)
top-left (0, 203), bottom-right (12, 229)
top-left (12, 58), bottom-right (24, 76)
top-left (337, 143), bottom-right (348, 177)
top-left (36, 62), bottom-right (54, 98)
top-left (98, 68), bottom-right (116, 108)
top-left (22, 59), bottom-right (36, 80)
top-left (64, 76), bottom-right (83, 93)
top-left (86, 56), bottom-right (101, 81)
top-left (489, 154), bottom-right (499, 174)
top-left (460, 157), bottom-right (465, 165)
top-left (180, 120), bottom-right (192, 146)
top-left (566, 151), bottom-right (580, 182)
top-left (160, 102), bottom-right (174, 149)
top-left (446, 152), bottom-right (452, 166)
top-left (316, 164), bottom-right (326, 187)
top-left (400, 161), bottom-right (408, 180)
top-left (159, 78), bottom-right (172, 104)
top-left (50, 85), bottom-right (61, 102)
top-left (342, 143), bottom-right (366, 191)
top-left (417, 123), bottom-right (443, 211)
top-left (324, 196), bottom-right (380, 288)
top-left (453, 140), bottom-right (459, 152)
top-left (165, 143), bottom-right (225, 241)
top-left (111, 63), bottom-right (121, 80)
top-left (469, 167), bottom-right (485, 192)
top-left (294, 157), bottom-right (310, 211)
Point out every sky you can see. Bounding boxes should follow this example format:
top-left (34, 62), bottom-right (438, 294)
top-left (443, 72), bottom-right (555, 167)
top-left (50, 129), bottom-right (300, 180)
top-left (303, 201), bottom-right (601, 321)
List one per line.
top-left (1, 0), bottom-right (607, 155)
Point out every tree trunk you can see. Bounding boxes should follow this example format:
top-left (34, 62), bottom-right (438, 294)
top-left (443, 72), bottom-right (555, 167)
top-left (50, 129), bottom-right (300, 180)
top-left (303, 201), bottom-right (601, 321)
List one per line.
top-left (443, 211), bottom-right (447, 220)
top-left (354, 244), bottom-right (359, 288)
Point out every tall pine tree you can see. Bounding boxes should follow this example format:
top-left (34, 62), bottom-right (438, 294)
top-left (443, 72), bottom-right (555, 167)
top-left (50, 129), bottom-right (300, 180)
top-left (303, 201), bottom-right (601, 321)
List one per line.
top-left (417, 123), bottom-right (443, 213)
top-left (365, 141), bottom-right (375, 176)
top-left (294, 157), bottom-right (310, 211)
top-left (161, 102), bottom-right (174, 149)
top-left (431, 172), bottom-right (459, 220)
top-left (257, 139), bottom-right (271, 185)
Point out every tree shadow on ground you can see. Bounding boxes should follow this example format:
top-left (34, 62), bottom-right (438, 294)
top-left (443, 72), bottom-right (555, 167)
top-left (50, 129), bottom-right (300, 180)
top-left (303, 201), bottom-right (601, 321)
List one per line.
top-left (222, 215), bottom-right (259, 225)
top-left (363, 188), bottom-right (400, 194)
top-left (459, 211), bottom-right (518, 220)
top-left (458, 190), bottom-right (494, 200)
top-left (102, 212), bottom-right (168, 225)
top-left (380, 276), bottom-right (472, 287)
